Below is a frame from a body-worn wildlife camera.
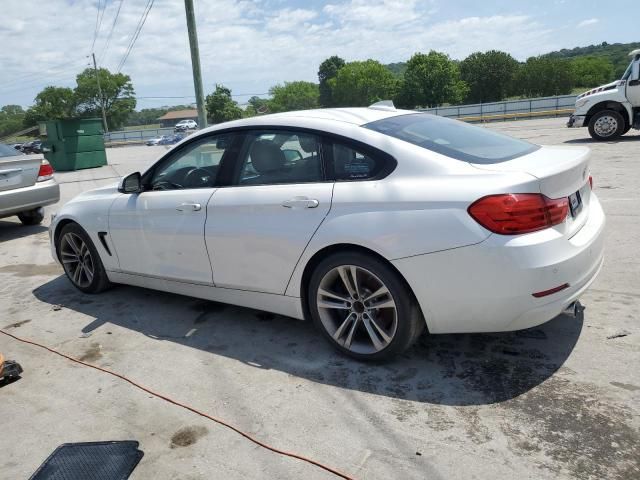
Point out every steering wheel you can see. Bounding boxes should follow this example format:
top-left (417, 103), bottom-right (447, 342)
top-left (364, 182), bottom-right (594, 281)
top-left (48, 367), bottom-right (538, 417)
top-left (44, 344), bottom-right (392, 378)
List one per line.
top-left (183, 167), bottom-right (212, 188)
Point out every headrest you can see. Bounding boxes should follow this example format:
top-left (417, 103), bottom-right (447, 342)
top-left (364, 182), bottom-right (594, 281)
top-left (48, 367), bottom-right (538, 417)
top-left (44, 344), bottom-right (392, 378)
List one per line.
top-left (250, 140), bottom-right (286, 174)
top-left (298, 134), bottom-right (317, 154)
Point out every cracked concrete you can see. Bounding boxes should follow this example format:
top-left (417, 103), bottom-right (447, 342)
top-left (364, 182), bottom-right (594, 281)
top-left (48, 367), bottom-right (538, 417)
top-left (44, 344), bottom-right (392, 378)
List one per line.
top-left (0, 120), bottom-right (638, 479)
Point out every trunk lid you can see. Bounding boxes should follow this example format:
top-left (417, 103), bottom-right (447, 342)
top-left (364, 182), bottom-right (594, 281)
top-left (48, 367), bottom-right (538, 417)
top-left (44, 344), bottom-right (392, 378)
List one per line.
top-left (0, 153), bottom-right (42, 192)
top-left (471, 145), bottom-right (592, 236)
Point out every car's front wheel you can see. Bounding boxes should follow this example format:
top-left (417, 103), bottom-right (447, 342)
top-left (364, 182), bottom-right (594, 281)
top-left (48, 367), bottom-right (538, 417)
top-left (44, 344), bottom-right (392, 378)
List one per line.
top-left (57, 223), bottom-right (111, 293)
top-left (17, 207), bottom-right (44, 225)
top-left (588, 110), bottom-right (625, 141)
top-left (308, 251), bottom-right (424, 361)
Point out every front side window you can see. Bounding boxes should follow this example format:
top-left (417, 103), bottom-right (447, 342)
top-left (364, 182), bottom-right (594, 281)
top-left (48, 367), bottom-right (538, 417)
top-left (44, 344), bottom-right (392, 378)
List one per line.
top-left (235, 131), bottom-right (322, 185)
top-left (149, 133), bottom-right (234, 190)
top-left (365, 113), bottom-right (539, 164)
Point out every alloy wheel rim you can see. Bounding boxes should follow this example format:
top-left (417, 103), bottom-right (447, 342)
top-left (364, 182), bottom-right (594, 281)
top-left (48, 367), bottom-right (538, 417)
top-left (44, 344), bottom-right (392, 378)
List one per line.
top-left (60, 232), bottom-right (94, 288)
top-left (594, 115), bottom-right (617, 137)
top-left (317, 265), bottom-right (398, 354)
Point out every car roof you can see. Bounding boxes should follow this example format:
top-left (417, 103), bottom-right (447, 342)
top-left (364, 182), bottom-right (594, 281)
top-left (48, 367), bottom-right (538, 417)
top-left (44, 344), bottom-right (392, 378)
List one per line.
top-left (199, 107), bottom-right (416, 135)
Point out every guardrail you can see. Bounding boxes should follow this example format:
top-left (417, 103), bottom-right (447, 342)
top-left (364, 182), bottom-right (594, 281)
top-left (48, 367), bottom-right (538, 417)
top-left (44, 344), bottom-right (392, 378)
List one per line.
top-left (418, 94), bottom-right (577, 122)
top-left (104, 127), bottom-right (175, 145)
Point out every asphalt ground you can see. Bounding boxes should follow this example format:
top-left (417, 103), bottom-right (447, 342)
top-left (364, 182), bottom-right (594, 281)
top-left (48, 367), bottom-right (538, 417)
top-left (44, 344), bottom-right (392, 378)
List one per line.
top-left (0, 117), bottom-right (638, 479)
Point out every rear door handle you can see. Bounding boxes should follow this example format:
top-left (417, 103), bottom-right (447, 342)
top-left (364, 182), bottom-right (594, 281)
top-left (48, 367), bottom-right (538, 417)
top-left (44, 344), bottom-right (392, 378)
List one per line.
top-left (281, 197), bottom-right (319, 209)
top-left (176, 202), bottom-right (201, 212)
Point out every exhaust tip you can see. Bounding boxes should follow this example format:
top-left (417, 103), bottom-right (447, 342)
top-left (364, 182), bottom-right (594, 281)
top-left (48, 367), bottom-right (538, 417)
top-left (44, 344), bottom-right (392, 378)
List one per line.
top-left (562, 301), bottom-right (580, 318)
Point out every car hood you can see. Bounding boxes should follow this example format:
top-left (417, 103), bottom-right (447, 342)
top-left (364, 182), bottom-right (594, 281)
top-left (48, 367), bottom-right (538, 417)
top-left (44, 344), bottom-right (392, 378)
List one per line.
top-left (67, 182), bottom-right (120, 203)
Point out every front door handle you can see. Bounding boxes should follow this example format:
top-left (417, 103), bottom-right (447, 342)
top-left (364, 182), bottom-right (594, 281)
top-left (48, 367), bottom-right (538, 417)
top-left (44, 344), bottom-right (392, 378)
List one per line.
top-left (176, 202), bottom-right (201, 212)
top-left (281, 197), bottom-right (319, 209)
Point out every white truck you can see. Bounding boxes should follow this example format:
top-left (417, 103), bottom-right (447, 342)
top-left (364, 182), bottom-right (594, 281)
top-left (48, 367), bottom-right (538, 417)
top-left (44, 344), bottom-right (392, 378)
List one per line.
top-left (568, 49), bottom-right (640, 140)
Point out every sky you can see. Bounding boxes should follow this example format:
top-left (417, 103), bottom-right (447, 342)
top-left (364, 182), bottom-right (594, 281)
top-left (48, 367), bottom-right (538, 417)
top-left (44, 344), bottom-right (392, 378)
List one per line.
top-left (0, 0), bottom-right (638, 110)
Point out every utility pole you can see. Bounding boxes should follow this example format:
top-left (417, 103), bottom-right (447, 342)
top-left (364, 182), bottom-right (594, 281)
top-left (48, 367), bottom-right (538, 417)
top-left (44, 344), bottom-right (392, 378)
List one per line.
top-left (184, 0), bottom-right (207, 128)
top-left (92, 53), bottom-right (109, 133)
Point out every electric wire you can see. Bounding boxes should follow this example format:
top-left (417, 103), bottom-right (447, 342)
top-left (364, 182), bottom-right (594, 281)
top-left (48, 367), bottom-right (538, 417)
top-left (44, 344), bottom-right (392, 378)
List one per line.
top-left (0, 329), bottom-right (355, 480)
top-left (99, 0), bottom-right (125, 66)
top-left (91, 0), bottom-right (107, 53)
top-left (117, 0), bottom-right (154, 72)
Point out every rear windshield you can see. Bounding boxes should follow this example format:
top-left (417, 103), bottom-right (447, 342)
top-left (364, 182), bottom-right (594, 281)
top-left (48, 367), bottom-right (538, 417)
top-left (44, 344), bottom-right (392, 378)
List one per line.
top-left (364, 113), bottom-right (539, 164)
top-left (0, 144), bottom-right (20, 158)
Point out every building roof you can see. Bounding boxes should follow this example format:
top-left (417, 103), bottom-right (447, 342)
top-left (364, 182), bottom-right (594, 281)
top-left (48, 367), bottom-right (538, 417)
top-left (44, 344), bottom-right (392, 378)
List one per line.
top-left (157, 109), bottom-right (198, 121)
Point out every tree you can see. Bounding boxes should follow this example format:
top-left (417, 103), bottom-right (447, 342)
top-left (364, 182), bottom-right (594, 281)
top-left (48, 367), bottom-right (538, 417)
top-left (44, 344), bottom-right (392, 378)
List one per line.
top-left (243, 96), bottom-right (270, 117)
top-left (318, 56), bottom-right (346, 107)
top-left (0, 105), bottom-right (26, 137)
top-left (74, 68), bottom-right (136, 130)
top-left (570, 56), bottom-right (615, 88)
top-left (396, 51), bottom-right (468, 108)
top-left (460, 50), bottom-right (519, 103)
top-left (267, 81), bottom-right (319, 113)
top-left (329, 60), bottom-right (399, 107)
top-left (516, 56), bottom-right (574, 97)
top-left (205, 84), bottom-right (243, 124)
top-left (23, 86), bottom-right (76, 127)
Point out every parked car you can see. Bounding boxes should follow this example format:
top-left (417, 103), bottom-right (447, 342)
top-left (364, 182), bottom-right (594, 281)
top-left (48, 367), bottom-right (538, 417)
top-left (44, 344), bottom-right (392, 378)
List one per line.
top-left (146, 136), bottom-right (166, 146)
top-left (49, 104), bottom-right (605, 360)
top-left (0, 143), bottom-right (60, 225)
top-left (20, 140), bottom-right (43, 154)
top-left (159, 133), bottom-right (185, 145)
top-left (174, 119), bottom-right (197, 132)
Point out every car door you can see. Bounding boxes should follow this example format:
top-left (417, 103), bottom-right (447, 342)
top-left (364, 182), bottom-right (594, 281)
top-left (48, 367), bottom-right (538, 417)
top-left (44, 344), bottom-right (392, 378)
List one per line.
top-left (627, 58), bottom-right (640, 107)
top-left (205, 129), bottom-right (333, 294)
top-left (109, 133), bottom-right (237, 284)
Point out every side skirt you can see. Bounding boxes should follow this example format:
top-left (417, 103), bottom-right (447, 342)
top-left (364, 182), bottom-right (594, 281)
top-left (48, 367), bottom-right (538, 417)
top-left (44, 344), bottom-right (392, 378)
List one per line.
top-left (107, 271), bottom-right (305, 320)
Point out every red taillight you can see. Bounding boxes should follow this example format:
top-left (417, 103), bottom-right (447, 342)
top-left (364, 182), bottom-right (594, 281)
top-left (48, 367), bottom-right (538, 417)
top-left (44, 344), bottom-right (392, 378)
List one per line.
top-left (468, 193), bottom-right (569, 235)
top-left (588, 175), bottom-right (593, 189)
top-left (37, 159), bottom-right (54, 182)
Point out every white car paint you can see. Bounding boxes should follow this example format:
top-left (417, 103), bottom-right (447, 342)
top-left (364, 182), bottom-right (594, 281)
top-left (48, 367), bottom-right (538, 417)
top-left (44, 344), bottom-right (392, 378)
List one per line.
top-left (50, 107), bottom-right (605, 335)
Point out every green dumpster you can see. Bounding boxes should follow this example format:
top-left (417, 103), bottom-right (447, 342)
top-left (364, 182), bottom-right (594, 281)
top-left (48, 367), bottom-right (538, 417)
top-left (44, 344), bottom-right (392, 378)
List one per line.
top-left (42, 118), bottom-right (107, 171)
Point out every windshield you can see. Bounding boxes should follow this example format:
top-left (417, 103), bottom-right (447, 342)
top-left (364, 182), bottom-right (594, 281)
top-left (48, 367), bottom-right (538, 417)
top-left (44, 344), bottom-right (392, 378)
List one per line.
top-left (0, 144), bottom-right (21, 158)
top-left (364, 113), bottom-right (539, 164)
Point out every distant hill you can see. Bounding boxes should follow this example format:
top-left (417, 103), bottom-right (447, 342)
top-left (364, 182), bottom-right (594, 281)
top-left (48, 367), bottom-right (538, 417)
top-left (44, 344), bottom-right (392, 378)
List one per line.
top-left (543, 42), bottom-right (640, 77)
top-left (385, 42), bottom-right (640, 78)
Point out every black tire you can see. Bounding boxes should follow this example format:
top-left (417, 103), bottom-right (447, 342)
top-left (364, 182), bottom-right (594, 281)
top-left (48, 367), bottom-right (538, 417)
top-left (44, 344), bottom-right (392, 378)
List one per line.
top-left (588, 110), bottom-right (625, 141)
top-left (17, 208), bottom-right (44, 225)
top-left (308, 251), bottom-right (424, 361)
top-left (56, 223), bottom-right (112, 294)
top-left (622, 123), bottom-right (631, 135)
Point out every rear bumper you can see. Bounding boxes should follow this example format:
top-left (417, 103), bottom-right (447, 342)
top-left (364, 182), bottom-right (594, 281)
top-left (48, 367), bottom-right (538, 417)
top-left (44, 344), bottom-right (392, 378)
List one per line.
top-left (393, 193), bottom-right (606, 334)
top-left (0, 179), bottom-right (60, 218)
top-left (567, 114), bottom-right (586, 128)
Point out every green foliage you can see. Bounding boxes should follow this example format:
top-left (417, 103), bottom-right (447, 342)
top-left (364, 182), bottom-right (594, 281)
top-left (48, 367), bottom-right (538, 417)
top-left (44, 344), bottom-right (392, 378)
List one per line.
top-left (0, 105), bottom-right (26, 137)
top-left (126, 105), bottom-right (194, 127)
top-left (570, 56), bottom-right (615, 88)
top-left (385, 62), bottom-right (407, 78)
top-left (544, 41), bottom-right (640, 78)
top-left (74, 68), bottom-right (136, 130)
top-left (516, 56), bottom-right (574, 97)
top-left (329, 60), bottom-right (399, 107)
top-left (396, 51), bottom-right (468, 108)
top-left (318, 56), bottom-right (346, 107)
top-left (244, 96), bottom-right (270, 116)
top-left (460, 50), bottom-right (519, 103)
top-left (23, 86), bottom-right (76, 127)
top-left (205, 84), bottom-right (243, 124)
top-left (267, 81), bottom-right (319, 113)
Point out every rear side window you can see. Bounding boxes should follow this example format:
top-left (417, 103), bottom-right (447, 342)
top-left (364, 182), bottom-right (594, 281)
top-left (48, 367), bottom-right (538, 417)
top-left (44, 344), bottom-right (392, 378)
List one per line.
top-left (0, 144), bottom-right (20, 157)
top-left (364, 113), bottom-right (539, 164)
top-left (329, 141), bottom-right (391, 181)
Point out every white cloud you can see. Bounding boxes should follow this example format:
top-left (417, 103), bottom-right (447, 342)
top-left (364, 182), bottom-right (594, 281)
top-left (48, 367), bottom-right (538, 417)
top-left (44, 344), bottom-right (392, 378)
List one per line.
top-left (577, 18), bottom-right (599, 28)
top-left (0, 0), bottom-right (598, 109)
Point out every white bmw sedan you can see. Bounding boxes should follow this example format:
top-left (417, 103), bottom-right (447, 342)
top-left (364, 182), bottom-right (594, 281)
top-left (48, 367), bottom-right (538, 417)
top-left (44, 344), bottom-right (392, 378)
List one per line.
top-left (49, 106), bottom-right (605, 360)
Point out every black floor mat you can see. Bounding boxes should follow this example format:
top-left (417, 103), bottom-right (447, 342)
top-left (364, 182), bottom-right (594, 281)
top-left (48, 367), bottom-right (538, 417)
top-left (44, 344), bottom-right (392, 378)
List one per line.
top-left (30, 441), bottom-right (143, 480)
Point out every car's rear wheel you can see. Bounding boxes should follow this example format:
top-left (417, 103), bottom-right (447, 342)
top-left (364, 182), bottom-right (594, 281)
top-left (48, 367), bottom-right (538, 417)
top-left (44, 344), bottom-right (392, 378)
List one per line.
top-left (308, 252), bottom-right (424, 361)
top-left (17, 207), bottom-right (44, 225)
top-left (57, 223), bottom-right (111, 293)
top-left (588, 110), bottom-right (625, 141)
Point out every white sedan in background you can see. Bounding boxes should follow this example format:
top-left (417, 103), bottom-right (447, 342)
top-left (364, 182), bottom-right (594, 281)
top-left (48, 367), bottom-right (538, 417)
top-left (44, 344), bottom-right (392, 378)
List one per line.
top-left (49, 105), bottom-right (605, 360)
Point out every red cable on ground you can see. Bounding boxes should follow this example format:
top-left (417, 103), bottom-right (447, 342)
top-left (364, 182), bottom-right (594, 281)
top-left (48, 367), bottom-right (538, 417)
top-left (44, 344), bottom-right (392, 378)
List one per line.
top-left (0, 329), bottom-right (355, 480)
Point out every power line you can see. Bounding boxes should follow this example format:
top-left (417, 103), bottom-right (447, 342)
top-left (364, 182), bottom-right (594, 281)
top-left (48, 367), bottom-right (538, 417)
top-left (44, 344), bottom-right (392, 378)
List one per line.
top-left (0, 57), bottom-right (86, 89)
top-left (99, 0), bottom-right (125, 66)
top-left (91, 0), bottom-right (107, 53)
top-left (117, 0), bottom-right (154, 72)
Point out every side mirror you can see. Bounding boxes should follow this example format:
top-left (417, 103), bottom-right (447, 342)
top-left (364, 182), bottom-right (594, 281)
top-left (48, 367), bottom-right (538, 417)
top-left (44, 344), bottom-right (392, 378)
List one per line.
top-left (118, 172), bottom-right (142, 194)
top-left (632, 61), bottom-right (640, 81)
